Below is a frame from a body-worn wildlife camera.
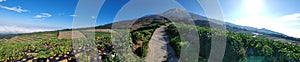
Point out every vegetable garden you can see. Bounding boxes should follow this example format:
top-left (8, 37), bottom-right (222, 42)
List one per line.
top-left (166, 23), bottom-right (300, 62)
top-left (0, 32), bottom-right (120, 62)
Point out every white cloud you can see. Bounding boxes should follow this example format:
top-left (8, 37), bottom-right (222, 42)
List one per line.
top-left (0, 5), bottom-right (28, 13)
top-left (277, 13), bottom-right (300, 22)
top-left (70, 14), bottom-right (77, 17)
top-left (91, 16), bottom-right (96, 19)
top-left (0, 0), bottom-right (6, 2)
top-left (0, 25), bottom-right (53, 34)
top-left (232, 14), bottom-right (300, 38)
top-left (35, 13), bottom-right (52, 19)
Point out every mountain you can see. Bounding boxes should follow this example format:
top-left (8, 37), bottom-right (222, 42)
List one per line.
top-left (0, 33), bottom-right (16, 39)
top-left (97, 8), bottom-right (299, 42)
top-left (0, 34), bottom-right (4, 37)
top-left (226, 22), bottom-right (300, 42)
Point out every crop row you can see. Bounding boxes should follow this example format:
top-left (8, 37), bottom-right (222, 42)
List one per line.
top-left (0, 32), bottom-right (120, 62)
top-left (166, 23), bottom-right (300, 62)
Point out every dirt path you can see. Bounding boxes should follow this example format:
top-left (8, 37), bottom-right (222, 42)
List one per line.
top-left (58, 31), bottom-right (86, 39)
top-left (145, 26), bottom-right (178, 62)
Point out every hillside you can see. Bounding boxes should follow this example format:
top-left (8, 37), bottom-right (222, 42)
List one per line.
top-left (99, 8), bottom-right (299, 43)
top-left (99, 8), bottom-right (300, 61)
top-left (0, 8), bottom-right (299, 62)
top-left (161, 8), bottom-right (300, 43)
top-left (166, 23), bottom-right (300, 62)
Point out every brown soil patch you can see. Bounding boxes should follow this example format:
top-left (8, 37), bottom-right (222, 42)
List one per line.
top-left (58, 31), bottom-right (86, 39)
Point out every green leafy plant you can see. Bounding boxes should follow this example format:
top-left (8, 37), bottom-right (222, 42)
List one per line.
top-left (166, 23), bottom-right (300, 62)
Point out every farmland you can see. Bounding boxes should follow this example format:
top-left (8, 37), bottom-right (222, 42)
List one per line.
top-left (166, 23), bottom-right (300, 62)
top-left (0, 31), bottom-right (120, 62)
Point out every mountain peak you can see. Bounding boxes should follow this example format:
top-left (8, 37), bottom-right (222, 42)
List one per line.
top-left (165, 8), bottom-right (186, 12)
top-left (162, 8), bottom-right (188, 15)
top-left (160, 8), bottom-right (208, 22)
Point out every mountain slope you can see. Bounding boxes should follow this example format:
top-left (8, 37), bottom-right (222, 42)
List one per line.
top-left (99, 8), bottom-right (299, 43)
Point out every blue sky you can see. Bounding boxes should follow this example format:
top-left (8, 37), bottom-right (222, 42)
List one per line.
top-left (0, 0), bottom-right (300, 37)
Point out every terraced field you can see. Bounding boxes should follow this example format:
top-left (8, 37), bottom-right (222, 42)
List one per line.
top-left (8, 29), bottom-right (115, 42)
top-left (10, 32), bottom-right (58, 42)
top-left (57, 31), bottom-right (86, 39)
